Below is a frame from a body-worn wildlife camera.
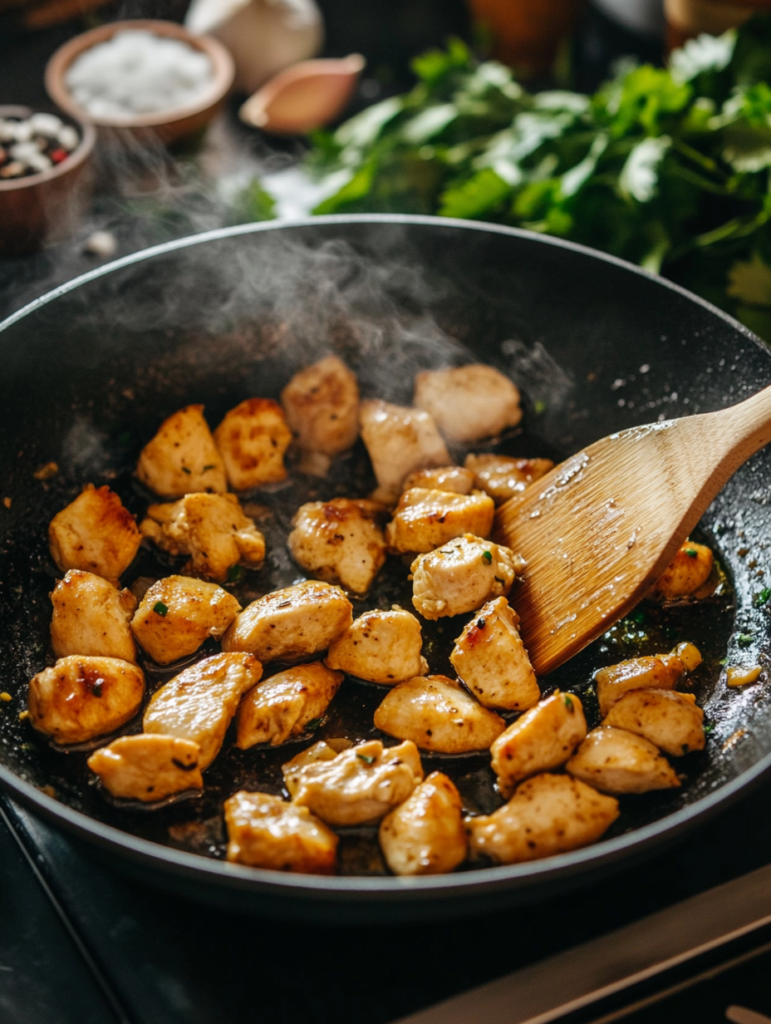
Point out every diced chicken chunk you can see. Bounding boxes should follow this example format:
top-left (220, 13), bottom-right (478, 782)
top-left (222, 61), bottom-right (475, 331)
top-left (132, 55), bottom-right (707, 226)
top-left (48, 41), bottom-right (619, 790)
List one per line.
top-left (144, 652), bottom-right (262, 769)
top-left (411, 534), bottom-right (519, 620)
top-left (50, 570), bottom-right (137, 662)
top-left (650, 540), bottom-right (714, 602)
top-left (222, 580), bottom-right (352, 663)
top-left (140, 493), bottom-right (265, 582)
top-left (287, 499), bottom-right (387, 594)
top-left (467, 773), bottom-right (619, 865)
top-left (49, 484), bottom-right (141, 583)
top-left (325, 610), bottom-right (427, 684)
top-left (280, 355), bottom-right (359, 457)
top-left (213, 398), bottom-right (292, 491)
top-left (28, 656), bottom-right (144, 745)
top-left (379, 771), bottom-right (467, 876)
top-left (414, 365), bottom-right (522, 443)
top-left (603, 689), bottom-right (705, 757)
top-left (464, 453), bottom-right (554, 505)
top-left (386, 489), bottom-right (495, 555)
top-left (359, 400), bottom-right (450, 503)
top-left (595, 646), bottom-right (701, 716)
top-left (131, 576), bottom-right (241, 665)
top-left (402, 466), bottom-right (474, 495)
top-left (567, 727), bottom-right (680, 794)
top-left (450, 597), bottom-right (539, 710)
top-left (284, 738), bottom-right (423, 826)
top-left (225, 791), bottom-right (338, 874)
top-left (235, 661), bottom-right (342, 749)
top-left (490, 690), bottom-right (587, 798)
top-left (137, 405), bottom-right (226, 497)
top-left (87, 734), bottom-right (203, 802)
top-left (373, 675), bottom-right (505, 753)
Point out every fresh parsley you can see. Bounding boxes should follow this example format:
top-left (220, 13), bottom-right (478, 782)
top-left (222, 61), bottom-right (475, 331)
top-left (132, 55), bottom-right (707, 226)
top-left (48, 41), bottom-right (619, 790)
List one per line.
top-left (357, 753), bottom-right (376, 765)
top-left (482, 550), bottom-right (493, 564)
top-left (153, 601), bottom-right (168, 617)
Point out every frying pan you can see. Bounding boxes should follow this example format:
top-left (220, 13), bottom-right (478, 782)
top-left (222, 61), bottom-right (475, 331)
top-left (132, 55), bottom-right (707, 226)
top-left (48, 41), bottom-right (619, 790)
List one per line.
top-left (1, 215), bottom-right (770, 924)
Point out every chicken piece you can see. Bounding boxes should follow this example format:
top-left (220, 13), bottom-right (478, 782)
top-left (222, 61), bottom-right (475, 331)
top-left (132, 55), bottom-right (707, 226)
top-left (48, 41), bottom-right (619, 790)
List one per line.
top-left (50, 570), bottom-right (137, 662)
top-left (594, 646), bottom-right (701, 716)
top-left (490, 690), bottom-right (587, 798)
top-left (213, 398), bottom-right (292, 491)
top-left (567, 727), bottom-right (681, 794)
top-left (235, 662), bottom-right (342, 749)
top-left (284, 738), bottom-right (423, 826)
top-left (379, 771), bottom-right (467, 876)
top-left (386, 489), bottom-right (495, 555)
top-left (140, 493), bottom-right (266, 582)
top-left (359, 400), bottom-right (450, 503)
top-left (28, 656), bottom-right (145, 745)
top-left (280, 355), bottom-right (359, 458)
top-left (450, 597), bottom-right (538, 710)
top-left (144, 652), bottom-right (261, 769)
top-left (222, 580), bottom-right (352, 663)
top-left (131, 576), bottom-right (241, 665)
top-left (411, 534), bottom-right (520, 620)
top-left (137, 405), bottom-right (227, 498)
top-left (467, 773), bottom-right (619, 865)
top-left (464, 453), bottom-right (554, 505)
top-left (603, 689), bottom-right (705, 757)
top-left (373, 675), bottom-right (505, 754)
top-left (650, 540), bottom-right (714, 602)
top-left (414, 365), bottom-right (522, 444)
top-left (402, 466), bottom-right (474, 495)
top-left (87, 734), bottom-right (203, 802)
top-left (48, 484), bottom-right (141, 584)
top-left (287, 499), bottom-right (387, 594)
top-left (225, 791), bottom-right (338, 874)
top-left (325, 610), bottom-right (427, 684)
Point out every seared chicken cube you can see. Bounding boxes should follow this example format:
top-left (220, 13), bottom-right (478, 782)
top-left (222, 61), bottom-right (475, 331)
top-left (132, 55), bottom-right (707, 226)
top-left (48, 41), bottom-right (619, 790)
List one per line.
top-left (280, 355), bottom-right (359, 458)
top-left (28, 656), bottom-right (144, 745)
top-left (359, 400), bottom-right (450, 503)
top-left (402, 466), bottom-right (474, 495)
top-left (287, 498), bottom-right (387, 594)
top-left (414, 365), bottom-right (522, 443)
top-left (213, 398), bottom-right (292, 491)
top-left (87, 734), bottom-right (203, 802)
top-left (284, 738), bottom-right (423, 826)
top-left (373, 675), bottom-right (505, 754)
top-left (467, 773), bottom-right (619, 865)
top-left (131, 576), bottom-right (241, 665)
top-left (386, 489), bottom-right (495, 555)
top-left (325, 610), bottom-right (427, 684)
top-left (411, 534), bottom-right (519, 620)
top-left (222, 580), bottom-right (352, 663)
top-left (137, 405), bottom-right (226, 498)
top-left (144, 652), bottom-right (261, 769)
top-left (650, 540), bottom-right (714, 602)
top-left (464, 453), bottom-right (554, 505)
top-left (603, 689), bottom-right (705, 757)
top-left (49, 484), bottom-right (141, 583)
top-left (595, 645), bottom-right (701, 716)
top-left (450, 597), bottom-right (538, 710)
top-left (567, 727), bottom-right (680, 794)
top-left (50, 570), bottom-right (137, 662)
top-left (379, 771), bottom-right (467, 876)
top-left (235, 661), bottom-right (342, 749)
top-left (140, 492), bottom-right (265, 582)
top-left (225, 791), bottom-right (338, 874)
top-left (490, 690), bottom-right (587, 798)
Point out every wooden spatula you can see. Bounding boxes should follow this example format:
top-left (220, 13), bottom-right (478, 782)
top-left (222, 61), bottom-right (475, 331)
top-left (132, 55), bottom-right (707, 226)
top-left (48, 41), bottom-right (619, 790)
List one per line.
top-left (494, 384), bottom-right (771, 676)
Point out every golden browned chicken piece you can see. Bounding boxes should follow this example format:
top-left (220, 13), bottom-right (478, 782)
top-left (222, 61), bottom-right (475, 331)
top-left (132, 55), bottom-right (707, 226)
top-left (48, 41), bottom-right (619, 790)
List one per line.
top-left (224, 791), bottom-right (338, 874)
top-left (50, 570), bottom-right (137, 662)
top-left (373, 675), bottom-right (505, 754)
top-left (359, 400), bottom-right (450, 503)
top-left (594, 643), bottom-right (702, 716)
top-left (464, 453), bottom-right (554, 504)
top-left (140, 493), bottom-right (266, 582)
top-left (280, 355), bottom-right (359, 463)
top-left (414, 365), bottom-right (522, 443)
top-left (222, 580), bottom-right (352, 663)
top-left (28, 656), bottom-right (145, 745)
top-left (325, 610), bottom-right (427, 684)
top-left (49, 484), bottom-right (141, 584)
top-left (386, 489), bottom-right (495, 555)
top-left (603, 689), bottom-right (705, 757)
top-left (235, 662), bottom-right (342, 749)
top-left (287, 498), bottom-right (387, 595)
top-left (402, 466), bottom-right (474, 495)
top-left (379, 771), bottom-right (467, 876)
top-left (283, 738), bottom-right (423, 826)
top-left (411, 535), bottom-right (520, 620)
top-left (490, 690), bottom-right (587, 798)
top-left (87, 734), bottom-right (203, 802)
top-left (567, 727), bottom-right (681, 794)
top-left (450, 597), bottom-right (538, 711)
top-left (650, 540), bottom-right (714, 602)
top-left (467, 773), bottom-right (619, 865)
top-left (214, 398), bottom-right (293, 491)
top-left (131, 576), bottom-right (241, 665)
top-left (137, 405), bottom-right (227, 497)
top-left (144, 652), bottom-right (262, 769)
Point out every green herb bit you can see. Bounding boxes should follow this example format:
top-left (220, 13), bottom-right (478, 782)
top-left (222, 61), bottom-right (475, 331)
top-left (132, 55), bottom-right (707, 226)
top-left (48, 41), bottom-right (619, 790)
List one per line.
top-left (482, 550), bottom-right (493, 564)
top-left (227, 565), bottom-right (243, 583)
top-left (755, 587), bottom-right (771, 608)
top-left (704, 724), bottom-right (715, 734)
top-left (564, 695), bottom-right (574, 712)
top-left (202, 464), bottom-right (216, 471)
top-left (719, 658), bottom-right (728, 666)
top-left (181, 466), bottom-right (191, 475)
top-left (306, 716), bottom-right (327, 733)
top-left (494, 576), bottom-right (505, 584)
top-left (534, 400), bottom-right (546, 415)
top-left (685, 548), bottom-right (698, 558)
top-left (737, 633), bottom-right (753, 647)
top-left (357, 753), bottom-right (376, 765)
top-left (153, 601), bottom-right (168, 617)
top-left (631, 610), bottom-right (646, 625)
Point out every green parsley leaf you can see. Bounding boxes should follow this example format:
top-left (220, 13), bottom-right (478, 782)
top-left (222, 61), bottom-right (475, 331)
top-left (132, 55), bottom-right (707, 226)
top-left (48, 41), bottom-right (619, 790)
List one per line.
top-left (756, 587), bottom-right (771, 607)
top-left (482, 551), bottom-right (493, 564)
top-left (227, 565), bottom-right (243, 583)
top-left (153, 601), bottom-right (168, 617)
top-left (564, 694), bottom-right (574, 712)
top-left (357, 753), bottom-right (376, 765)
top-left (704, 724), bottom-right (715, 734)
top-left (685, 548), bottom-right (698, 558)
top-left (305, 716), bottom-right (327, 733)
top-left (737, 633), bottom-right (754, 647)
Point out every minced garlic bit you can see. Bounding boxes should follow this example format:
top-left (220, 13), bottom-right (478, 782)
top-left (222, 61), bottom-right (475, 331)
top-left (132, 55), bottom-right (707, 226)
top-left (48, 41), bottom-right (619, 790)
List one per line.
top-left (33, 462), bottom-right (58, 481)
top-left (726, 665), bottom-right (762, 688)
top-left (0, 692), bottom-right (12, 702)
top-left (41, 785), bottom-right (56, 798)
top-left (2, 497), bottom-right (10, 509)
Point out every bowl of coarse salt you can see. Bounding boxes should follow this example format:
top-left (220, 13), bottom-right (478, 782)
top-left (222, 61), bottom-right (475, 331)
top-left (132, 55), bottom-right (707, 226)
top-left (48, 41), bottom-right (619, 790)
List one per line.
top-left (45, 20), bottom-right (235, 144)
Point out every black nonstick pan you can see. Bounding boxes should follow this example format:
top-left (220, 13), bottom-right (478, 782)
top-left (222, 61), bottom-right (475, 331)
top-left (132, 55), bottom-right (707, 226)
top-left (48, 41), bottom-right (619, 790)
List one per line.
top-left (1, 215), bottom-right (770, 924)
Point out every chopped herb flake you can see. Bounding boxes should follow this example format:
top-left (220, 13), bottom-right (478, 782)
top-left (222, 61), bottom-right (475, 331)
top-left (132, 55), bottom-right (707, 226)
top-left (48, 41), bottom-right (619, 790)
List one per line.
top-left (357, 753), bottom-right (376, 765)
top-left (705, 724), bottom-right (715, 734)
top-left (737, 633), bottom-right (753, 647)
top-left (632, 611), bottom-right (646, 625)
top-left (534, 400), bottom-right (546, 414)
top-left (564, 695), bottom-right (574, 712)
top-left (202, 464), bottom-right (216, 471)
top-left (719, 658), bottom-right (728, 665)
top-left (482, 550), bottom-right (493, 564)
top-left (181, 466), bottom-right (191, 475)
top-left (227, 565), bottom-right (243, 583)
top-left (685, 548), bottom-right (698, 558)
top-left (153, 601), bottom-right (168, 616)
top-left (755, 587), bottom-right (771, 607)
top-left (494, 576), bottom-right (505, 584)
top-left (305, 716), bottom-right (327, 733)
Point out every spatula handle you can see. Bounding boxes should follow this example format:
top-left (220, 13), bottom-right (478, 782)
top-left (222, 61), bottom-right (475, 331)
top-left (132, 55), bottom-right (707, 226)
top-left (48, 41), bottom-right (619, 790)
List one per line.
top-left (720, 381), bottom-right (771, 466)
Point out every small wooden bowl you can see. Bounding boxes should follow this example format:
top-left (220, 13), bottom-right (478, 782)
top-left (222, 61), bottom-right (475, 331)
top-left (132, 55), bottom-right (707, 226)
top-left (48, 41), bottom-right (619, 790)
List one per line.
top-left (45, 19), bottom-right (235, 145)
